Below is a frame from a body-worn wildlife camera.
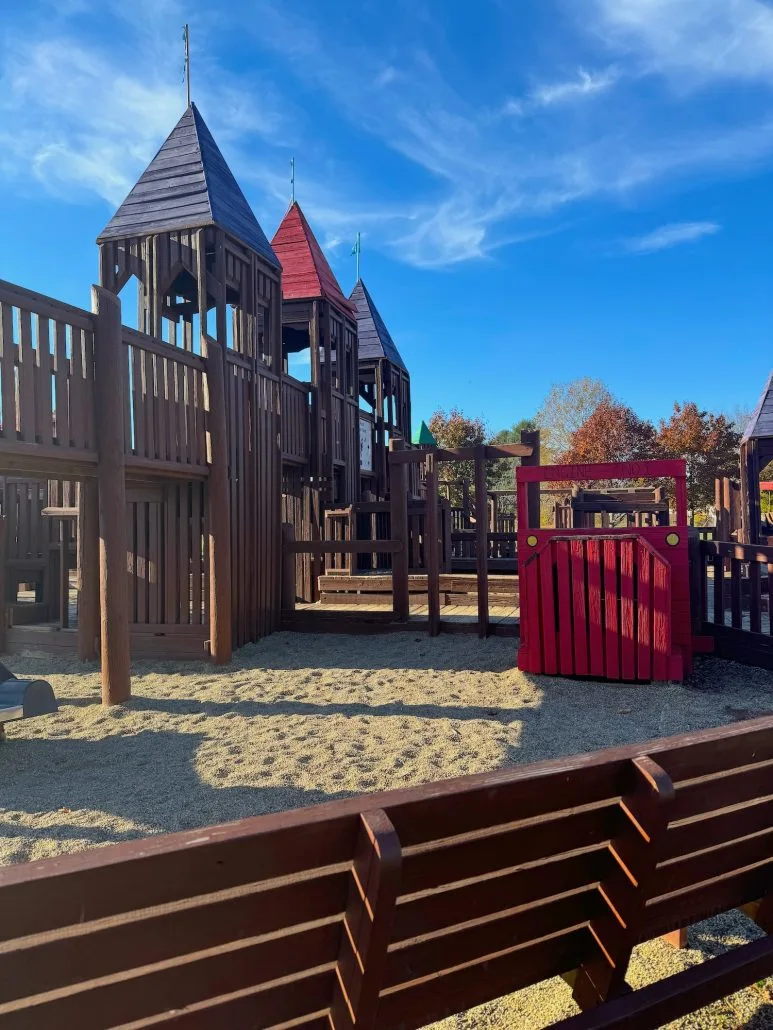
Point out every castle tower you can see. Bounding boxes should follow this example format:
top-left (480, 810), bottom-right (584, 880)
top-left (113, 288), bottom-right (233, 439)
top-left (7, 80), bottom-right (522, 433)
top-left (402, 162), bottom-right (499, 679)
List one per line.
top-left (271, 202), bottom-right (360, 508)
top-left (350, 278), bottom-right (411, 498)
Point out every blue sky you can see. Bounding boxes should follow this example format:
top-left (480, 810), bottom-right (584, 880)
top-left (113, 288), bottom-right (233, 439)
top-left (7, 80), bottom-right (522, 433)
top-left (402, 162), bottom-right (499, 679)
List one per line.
top-left (0, 0), bottom-right (772, 433)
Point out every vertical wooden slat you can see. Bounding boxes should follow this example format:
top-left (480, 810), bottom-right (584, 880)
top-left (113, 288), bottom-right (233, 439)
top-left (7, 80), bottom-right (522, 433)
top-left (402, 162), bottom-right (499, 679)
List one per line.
top-left (539, 543), bottom-right (558, 676)
top-left (18, 309), bottom-right (35, 442)
top-left (518, 553), bottom-right (542, 673)
top-left (570, 539), bottom-right (588, 676)
top-left (70, 327), bottom-right (87, 449)
top-left (586, 538), bottom-right (604, 678)
top-left (35, 315), bottom-right (52, 445)
top-left (205, 339), bottom-right (232, 662)
top-left (178, 483), bottom-right (190, 625)
top-left (652, 555), bottom-right (671, 682)
top-left (749, 560), bottom-right (762, 635)
top-left (144, 350), bottom-right (156, 461)
top-left (620, 539), bottom-right (636, 681)
top-left (713, 554), bottom-right (724, 627)
top-left (555, 539), bottom-right (573, 676)
top-left (53, 322), bottom-right (69, 448)
top-left (136, 501), bottom-right (147, 624)
top-left (164, 485), bottom-right (177, 625)
top-left (603, 539), bottom-right (620, 681)
top-left (131, 346), bottom-right (145, 458)
top-left (59, 519), bottom-right (70, 629)
top-left (78, 478), bottom-right (99, 661)
top-left (0, 303), bottom-right (17, 439)
top-left (636, 543), bottom-right (652, 682)
top-left (730, 558), bottom-right (742, 629)
top-left (148, 501), bottom-right (159, 625)
top-left (191, 483), bottom-right (202, 625)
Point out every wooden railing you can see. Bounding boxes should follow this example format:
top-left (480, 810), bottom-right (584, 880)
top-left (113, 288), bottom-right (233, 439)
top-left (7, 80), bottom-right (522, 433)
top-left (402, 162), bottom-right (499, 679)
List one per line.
top-left (123, 327), bottom-right (207, 473)
top-left (280, 376), bottom-right (309, 463)
top-left (0, 280), bottom-right (96, 462)
top-left (2, 717), bottom-right (773, 1028)
top-left (696, 539), bottom-right (773, 668)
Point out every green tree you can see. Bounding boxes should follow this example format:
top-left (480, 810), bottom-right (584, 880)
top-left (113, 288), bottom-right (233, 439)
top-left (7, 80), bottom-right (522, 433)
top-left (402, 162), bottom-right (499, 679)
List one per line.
top-left (428, 408), bottom-right (488, 507)
top-left (535, 377), bottom-right (613, 459)
top-left (488, 417), bottom-right (536, 504)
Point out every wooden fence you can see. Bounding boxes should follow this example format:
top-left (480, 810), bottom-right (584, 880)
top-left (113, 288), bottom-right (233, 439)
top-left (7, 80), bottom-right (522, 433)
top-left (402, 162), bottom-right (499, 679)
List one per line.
top-left (2, 716), bottom-right (773, 1028)
top-left (694, 538), bottom-right (773, 669)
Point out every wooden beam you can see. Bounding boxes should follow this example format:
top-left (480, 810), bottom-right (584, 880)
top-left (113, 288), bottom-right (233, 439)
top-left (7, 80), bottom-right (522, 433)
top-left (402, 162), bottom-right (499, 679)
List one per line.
top-left (204, 339), bottom-right (232, 665)
top-left (389, 440), bottom-right (410, 622)
top-left (78, 479), bottom-right (99, 662)
top-left (474, 446), bottom-right (489, 638)
top-left (425, 453), bottom-right (441, 638)
top-left (92, 286), bottom-right (131, 705)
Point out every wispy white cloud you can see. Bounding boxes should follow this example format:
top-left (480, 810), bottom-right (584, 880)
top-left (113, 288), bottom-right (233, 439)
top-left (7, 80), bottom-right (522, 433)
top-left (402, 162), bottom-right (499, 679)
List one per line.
top-left (622, 221), bottom-right (721, 254)
top-left (593, 0), bottom-right (773, 85)
top-left (531, 66), bottom-right (619, 107)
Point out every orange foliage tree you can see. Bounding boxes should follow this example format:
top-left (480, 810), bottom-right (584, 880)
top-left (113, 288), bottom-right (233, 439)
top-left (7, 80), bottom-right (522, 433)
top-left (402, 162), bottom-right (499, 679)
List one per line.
top-left (562, 401), bottom-right (658, 465)
top-left (656, 402), bottom-right (739, 513)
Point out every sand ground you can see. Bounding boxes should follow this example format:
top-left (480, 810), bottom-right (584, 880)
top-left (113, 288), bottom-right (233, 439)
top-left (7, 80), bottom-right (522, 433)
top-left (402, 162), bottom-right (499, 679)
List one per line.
top-left (2, 634), bottom-right (773, 1028)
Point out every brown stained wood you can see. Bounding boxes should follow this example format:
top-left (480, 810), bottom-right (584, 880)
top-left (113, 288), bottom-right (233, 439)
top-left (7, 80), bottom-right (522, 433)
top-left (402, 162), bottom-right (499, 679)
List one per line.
top-left (669, 758), bottom-right (773, 822)
top-left (34, 314), bottom-right (52, 446)
top-left (374, 927), bottom-right (590, 1030)
top-left (17, 308), bottom-right (35, 443)
top-left (92, 286), bottom-right (130, 704)
top-left (0, 302), bottom-right (17, 440)
top-left (424, 455), bottom-right (441, 638)
top-left (389, 440), bottom-right (410, 621)
top-left (204, 340), bottom-right (232, 663)
top-left (0, 278), bottom-right (93, 331)
top-left (474, 446), bottom-right (489, 638)
top-left (664, 797), bottom-right (773, 863)
top-left (657, 827), bottom-right (773, 896)
top-left (552, 933), bottom-right (773, 1030)
top-left (396, 848), bottom-right (612, 945)
top-left (148, 500), bottom-right (160, 625)
top-left (178, 483), bottom-right (190, 625)
top-left (0, 923), bottom-right (340, 1030)
top-left (330, 810), bottom-right (402, 1029)
top-left (573, 756), bottom-right (674, 1008)
top-left (69, 326), bottom-right (87, 449)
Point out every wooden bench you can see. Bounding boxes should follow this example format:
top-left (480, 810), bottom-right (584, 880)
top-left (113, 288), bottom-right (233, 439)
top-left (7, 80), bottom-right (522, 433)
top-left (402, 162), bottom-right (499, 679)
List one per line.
top-left (1, 717), bottom-right (773, 1028)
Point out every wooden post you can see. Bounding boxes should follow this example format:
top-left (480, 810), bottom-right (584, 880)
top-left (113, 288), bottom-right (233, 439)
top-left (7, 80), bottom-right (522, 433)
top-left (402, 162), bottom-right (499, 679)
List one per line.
top-left (573, 755), bottom-right (674, 1008)
top-left (474, 445), bottom-right (489, 638)
top-left (389, 441), bottom-right (410, 622)
top-left (92, 286), bottom-right (131, 705)
top-left (204, 338), bottom-right (232, 664)
top-left (0, 516), bottom-right (6, 655)
top-left (59, 519), bottom-right (70, 629)
top-left (425, 452), bottom-right (441, 637)
top-left (520, 429), bottom-right (541, 530)
top-left (329, 809), bottom-right (402, 1030)
top-left (281, 523), bottom-right (296, 612)
top-left (78, 478), bottom-right (99, 661)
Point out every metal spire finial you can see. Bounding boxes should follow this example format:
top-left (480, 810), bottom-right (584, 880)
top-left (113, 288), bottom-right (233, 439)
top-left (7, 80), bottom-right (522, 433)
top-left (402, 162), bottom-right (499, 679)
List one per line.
top-left (352, 231), bottom-right (361, 281)
top-left (183, 24), bottom-right (191, 107)
top-left (290, 157), bottom-right (296, 203)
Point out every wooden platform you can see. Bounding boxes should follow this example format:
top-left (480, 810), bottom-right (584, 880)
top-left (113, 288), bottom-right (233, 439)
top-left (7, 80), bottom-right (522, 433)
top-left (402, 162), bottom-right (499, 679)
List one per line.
top-left (287, 599), bottom-right (519, 636)
top-left (318, 571), bottom-right (519, 607)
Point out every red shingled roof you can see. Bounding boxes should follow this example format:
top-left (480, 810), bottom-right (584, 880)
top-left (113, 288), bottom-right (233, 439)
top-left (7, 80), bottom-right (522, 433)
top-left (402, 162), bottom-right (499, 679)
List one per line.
top-left (271, 202), bottom-right (356, 317)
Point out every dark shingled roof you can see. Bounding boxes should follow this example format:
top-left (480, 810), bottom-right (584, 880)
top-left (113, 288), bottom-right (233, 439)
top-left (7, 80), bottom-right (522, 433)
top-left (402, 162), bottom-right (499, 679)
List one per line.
top-left (743, 370), bottom-right (773, 442)
top-left (97, 104), bottom-right (278, 268)
top-left (349, 279), bottom-right (408, 372)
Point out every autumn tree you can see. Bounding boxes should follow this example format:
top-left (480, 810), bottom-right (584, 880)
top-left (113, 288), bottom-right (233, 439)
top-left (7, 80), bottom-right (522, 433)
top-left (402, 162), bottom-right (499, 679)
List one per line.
top-left (535, 377), bottom-right (613, 458)
top-left (563, 402), bottom-right (658, 465)
top-left (428, 408), bottom-right (488, 506)
top-left (488, 418), bottom-right (536, 504)
top-left (657, 402), bottom-right (740, 516)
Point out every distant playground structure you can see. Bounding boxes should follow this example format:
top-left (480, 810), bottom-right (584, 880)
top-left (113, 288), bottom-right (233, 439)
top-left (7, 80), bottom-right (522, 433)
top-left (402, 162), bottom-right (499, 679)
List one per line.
top-left (0, 101), bottom-right (771, 699)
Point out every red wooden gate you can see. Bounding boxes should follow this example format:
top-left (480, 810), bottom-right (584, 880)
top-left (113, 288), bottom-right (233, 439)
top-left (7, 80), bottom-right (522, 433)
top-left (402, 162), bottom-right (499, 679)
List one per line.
top-left (517, 460), bottom-right (692, 683)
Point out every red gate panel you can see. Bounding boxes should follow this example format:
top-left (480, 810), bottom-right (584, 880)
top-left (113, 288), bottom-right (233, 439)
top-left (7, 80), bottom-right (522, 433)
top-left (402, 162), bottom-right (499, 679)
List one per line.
top-left (517, 460), bottom-right (691, 683)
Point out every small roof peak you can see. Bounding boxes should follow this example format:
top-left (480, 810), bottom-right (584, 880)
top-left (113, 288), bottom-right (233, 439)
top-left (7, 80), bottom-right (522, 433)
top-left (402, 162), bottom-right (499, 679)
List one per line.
top-left (98, 104), bottom-right (278, 268)
top-left (349, 279), bottom-right (408, 372)
top-left (271, 203), bottom-right (356, 316)
top-left (743, 370), bottom-right (773, 442)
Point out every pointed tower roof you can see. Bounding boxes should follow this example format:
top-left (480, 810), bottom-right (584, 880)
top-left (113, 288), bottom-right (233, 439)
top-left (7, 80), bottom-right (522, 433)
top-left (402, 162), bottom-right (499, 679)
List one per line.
top-left (743, 371), bottom-right (773, 442)
top-left (270, 202), bottom-right (356, 316)
top-left (98, 104), bottom-right (279, 268)
top-left (412, 421), bottom-right (437, 446)
top-left (349, 279), bottom-right (408, 372)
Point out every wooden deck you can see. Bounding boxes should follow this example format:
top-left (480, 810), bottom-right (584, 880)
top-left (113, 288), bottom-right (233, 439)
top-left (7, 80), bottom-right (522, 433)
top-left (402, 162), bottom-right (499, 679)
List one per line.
top-left (290, 597), bottom-right (519, 636)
